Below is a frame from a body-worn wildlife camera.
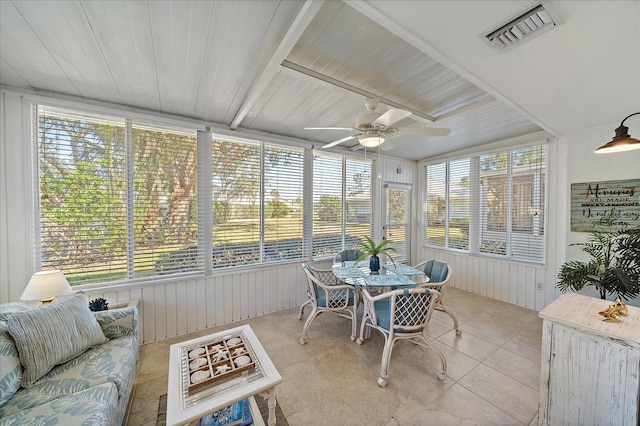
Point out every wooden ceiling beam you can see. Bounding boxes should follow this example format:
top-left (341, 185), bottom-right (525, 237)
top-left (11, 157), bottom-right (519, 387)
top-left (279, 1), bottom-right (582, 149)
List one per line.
top-left (229, 0), bottom-right (324, 130)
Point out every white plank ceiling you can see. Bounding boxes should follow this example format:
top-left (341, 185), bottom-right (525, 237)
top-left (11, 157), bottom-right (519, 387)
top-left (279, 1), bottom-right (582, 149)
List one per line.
top-left (3, 0), bottom-right (635, 160)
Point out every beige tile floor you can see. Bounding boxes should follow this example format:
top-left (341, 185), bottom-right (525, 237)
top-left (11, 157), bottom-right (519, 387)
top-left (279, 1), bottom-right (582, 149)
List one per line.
top-left (126, 287), bottom-right (542, 426)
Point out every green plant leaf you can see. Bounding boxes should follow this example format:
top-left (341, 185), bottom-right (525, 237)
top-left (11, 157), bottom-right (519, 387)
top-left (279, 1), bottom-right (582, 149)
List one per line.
top-left (353, 237), bottom-right (397, 267)
top-left (558, 220), bottom-right (640, 300)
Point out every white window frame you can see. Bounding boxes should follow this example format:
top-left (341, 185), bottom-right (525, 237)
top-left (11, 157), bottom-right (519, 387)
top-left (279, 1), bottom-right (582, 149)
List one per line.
top-left (423, 143), bottom-right (547, 265)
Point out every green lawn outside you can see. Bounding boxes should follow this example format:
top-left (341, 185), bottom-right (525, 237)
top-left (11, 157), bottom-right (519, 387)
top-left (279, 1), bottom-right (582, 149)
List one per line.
top-left (426, 227), bottom-right (466, 246)
top-left (66, 217), bottom-right (370, 284)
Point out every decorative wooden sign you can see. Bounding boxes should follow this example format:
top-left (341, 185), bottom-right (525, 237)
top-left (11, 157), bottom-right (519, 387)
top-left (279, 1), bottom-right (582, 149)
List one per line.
top-left (571, 179), bottom-right (640, 232)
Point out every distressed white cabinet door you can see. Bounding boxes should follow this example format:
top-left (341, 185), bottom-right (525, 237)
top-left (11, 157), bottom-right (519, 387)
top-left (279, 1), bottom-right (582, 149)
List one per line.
top-left (539, 293), bottom-right (640, 426)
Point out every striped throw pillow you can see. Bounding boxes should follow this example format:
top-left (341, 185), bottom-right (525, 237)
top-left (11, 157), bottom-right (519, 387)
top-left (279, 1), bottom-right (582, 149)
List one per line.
top-left (2, 292), bottom-right (108, 387)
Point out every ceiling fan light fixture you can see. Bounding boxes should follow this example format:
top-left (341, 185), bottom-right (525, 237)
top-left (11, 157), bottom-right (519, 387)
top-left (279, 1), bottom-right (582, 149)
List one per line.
top-left (359, 134), bottom-right (385, 147)
top-left (595, 112), bottom-right (640, 153)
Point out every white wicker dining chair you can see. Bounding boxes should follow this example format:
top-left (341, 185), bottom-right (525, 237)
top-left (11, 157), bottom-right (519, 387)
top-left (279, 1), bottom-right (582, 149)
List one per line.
top-left (299, 262), bottom-right (359, 345)
top-left (333, 249), bottom-right (365, 265)
top-left (297, 262), bottom-right (338, 320)
top-left (356, 287), bottom-right (447, 387)
top-left (414, 260), bottom-right (460, 336)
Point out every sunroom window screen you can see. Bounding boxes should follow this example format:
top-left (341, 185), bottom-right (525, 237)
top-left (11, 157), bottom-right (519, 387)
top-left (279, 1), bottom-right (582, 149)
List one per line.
top-left (312, 153), bottom-right (343, 257)
top-left (211, 139), bottom-right (261, 268)
top-left (478, 146), bottom-right (545, 262)
top-left (210, 139), bottom-right (304, 268)
top-left (479, 152), bottom-right (509, 255)
top-left (425, 144), bottom-right (545, 263)
top-left (132, 121), bottom-right (201, 277)
top-left (345, 158), bottom-right (372, 250)
top-left (510, 145), bottom-right (545, 261)
top-left (448, 158), bottom-right (470, 250)
top-left (263, 143), bottom-right (304, 262)
top-left (37, 106), bottom-right (127, 284)
top-left (36, 106), bottom-right (202, 284)
top-left (424, 163), bottom-right (446, 247)
top-left (424, 160), bottom-right (470, 250)
top-left (312, 154), bottom-right (372, 257)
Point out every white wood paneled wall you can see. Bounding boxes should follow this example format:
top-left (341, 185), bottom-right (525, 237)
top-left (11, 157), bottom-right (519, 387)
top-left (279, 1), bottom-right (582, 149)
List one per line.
top-left (87, 263), bottom-right (306, 344)
top-left (418, 248), bottom-right (548, 311)
top-left (376, 156), bottom-right (415, 185)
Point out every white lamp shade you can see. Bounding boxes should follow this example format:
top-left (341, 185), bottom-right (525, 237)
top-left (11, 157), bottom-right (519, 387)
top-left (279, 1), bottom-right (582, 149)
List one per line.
top-left (21, 270), bottom-right (72, 301)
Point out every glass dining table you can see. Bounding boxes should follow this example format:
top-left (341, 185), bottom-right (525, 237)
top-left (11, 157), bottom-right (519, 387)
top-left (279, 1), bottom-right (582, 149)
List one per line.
top-left (331, 261), bottom-right (430, 289)
top-left (332, 261), bottom-right (431, 341)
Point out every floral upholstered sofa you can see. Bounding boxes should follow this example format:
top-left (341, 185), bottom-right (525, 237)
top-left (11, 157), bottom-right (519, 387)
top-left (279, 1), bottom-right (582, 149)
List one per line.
top-left (0, 292), bottom-right (139, 425)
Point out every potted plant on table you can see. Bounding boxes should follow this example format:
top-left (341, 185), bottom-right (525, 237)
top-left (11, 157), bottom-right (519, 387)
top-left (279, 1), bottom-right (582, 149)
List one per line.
top-left (557, 218), bottom-right (640, 301)
top-left (354, 237), bottom-right (397, 272)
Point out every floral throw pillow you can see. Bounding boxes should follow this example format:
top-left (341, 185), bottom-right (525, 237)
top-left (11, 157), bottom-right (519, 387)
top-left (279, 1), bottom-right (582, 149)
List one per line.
top-left (0, 303), bottom-right (30, 405)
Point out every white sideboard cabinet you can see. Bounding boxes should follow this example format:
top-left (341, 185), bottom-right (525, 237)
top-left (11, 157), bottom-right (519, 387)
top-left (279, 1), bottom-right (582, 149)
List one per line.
top-left (538, 293), bottom-right (640, 426)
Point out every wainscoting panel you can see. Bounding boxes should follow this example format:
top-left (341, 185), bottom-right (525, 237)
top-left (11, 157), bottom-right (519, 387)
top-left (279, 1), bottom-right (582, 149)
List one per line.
top-left (87, 262), bottom-right (306, 344)
top-left (418, 248), bottom-right (547, 311)
top-left (377, 157), bottom-right (415, 184)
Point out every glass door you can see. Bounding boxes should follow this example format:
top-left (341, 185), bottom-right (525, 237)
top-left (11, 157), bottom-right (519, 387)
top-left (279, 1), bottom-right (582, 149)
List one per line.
top-left (383, 183), bottom-right (412, 264)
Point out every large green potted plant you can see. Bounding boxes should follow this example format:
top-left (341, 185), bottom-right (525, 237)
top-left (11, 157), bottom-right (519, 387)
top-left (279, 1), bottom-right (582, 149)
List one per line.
top-left (557, 219), bottom-right (640, 301)
top-left (354, 237), bottom-right (397, 272)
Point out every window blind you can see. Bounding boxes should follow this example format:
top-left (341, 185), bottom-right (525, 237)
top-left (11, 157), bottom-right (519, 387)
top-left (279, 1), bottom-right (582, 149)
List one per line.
top-left (425, 144), bottom-right (546, 263)
top-left (448, 158), bottom-right (471, 250)
top-left (479, 152), bottom-right (509, 255)
top-left (132, 121), bottom-right (202, 277)
top-left (37, 106), bottom-right (128, 284)
top-left (312, 153), bottom-right (372, 258)
top-left (36, 105), bottom-right (203, 284)
top-left (263, 143), bottom-right (304, 262)
top-left (210, 138), bottom-right (304, 268)
top-left (478, 145), bottom-right (546, 262)
top-left (424, 163), bottom-right (446, 247)
top-left (345, 157), bottom-right (372, 250)
top-left (211, 138), bottom-right (261, 268)
top-left (312, 153), bottom-right (344, 257)
top-left (509, 145), bottom-right (545, 261)
top-left (424, 160), bottom-right (470, 250)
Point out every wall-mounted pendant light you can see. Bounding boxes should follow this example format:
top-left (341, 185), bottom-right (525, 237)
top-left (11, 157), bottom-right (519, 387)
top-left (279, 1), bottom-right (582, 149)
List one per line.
top-left (595, 112), bottom-right (640, 153)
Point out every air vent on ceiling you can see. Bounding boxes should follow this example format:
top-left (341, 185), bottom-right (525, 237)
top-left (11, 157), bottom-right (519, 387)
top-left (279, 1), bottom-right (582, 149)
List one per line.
top-left (481, 2), bottom-right (560, 52)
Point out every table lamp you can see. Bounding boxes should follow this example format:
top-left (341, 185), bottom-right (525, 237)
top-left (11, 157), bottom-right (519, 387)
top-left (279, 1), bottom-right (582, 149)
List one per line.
top-left (21, 270), bottom-right (72, 304)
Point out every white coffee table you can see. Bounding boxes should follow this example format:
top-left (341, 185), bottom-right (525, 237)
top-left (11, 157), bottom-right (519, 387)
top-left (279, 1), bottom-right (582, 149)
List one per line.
top-left (166, 324), bottom-right (282, 425)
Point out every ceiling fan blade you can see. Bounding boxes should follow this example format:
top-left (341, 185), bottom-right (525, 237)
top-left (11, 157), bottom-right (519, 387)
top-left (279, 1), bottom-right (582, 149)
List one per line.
top-left (305, 127), bottom-right (357, 131)
top-left (322, 134), bottom-right (357, 149)
top-left (373, 108), bottom-right (412, 128)
top-left (381, 139), bottom-right (395, 151)
top-left (395, 126), bottom-right (451, 137)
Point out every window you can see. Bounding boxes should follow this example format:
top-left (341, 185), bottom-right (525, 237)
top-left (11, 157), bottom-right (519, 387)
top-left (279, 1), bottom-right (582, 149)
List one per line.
top-left (34, 104), bottom-right (373, 285)
top-left (448, 159), bottom-right (470, 250)
top-left (210, 138), bottom-right (304, 268)
top-left (424, 159), bottom-right (470, 250)
top-left (479, 146), bottom-right (545, 261)
top-left (36, 105), bottom-right (202, 284)
top-left (132, 121), bottom-right (201, 277)
top-left (312, 153), bottom-right (372, 258)
top-left (424, 144), bottom-right (546, 263)
top-left (424, 163), bottom-right (446, 247)
top-left (35, 104), bottom-right (310, 285)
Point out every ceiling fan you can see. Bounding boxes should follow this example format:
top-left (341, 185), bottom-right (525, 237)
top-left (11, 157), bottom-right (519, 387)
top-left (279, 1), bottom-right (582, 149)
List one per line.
top-left (305, 99), bottom-right (451, 149)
